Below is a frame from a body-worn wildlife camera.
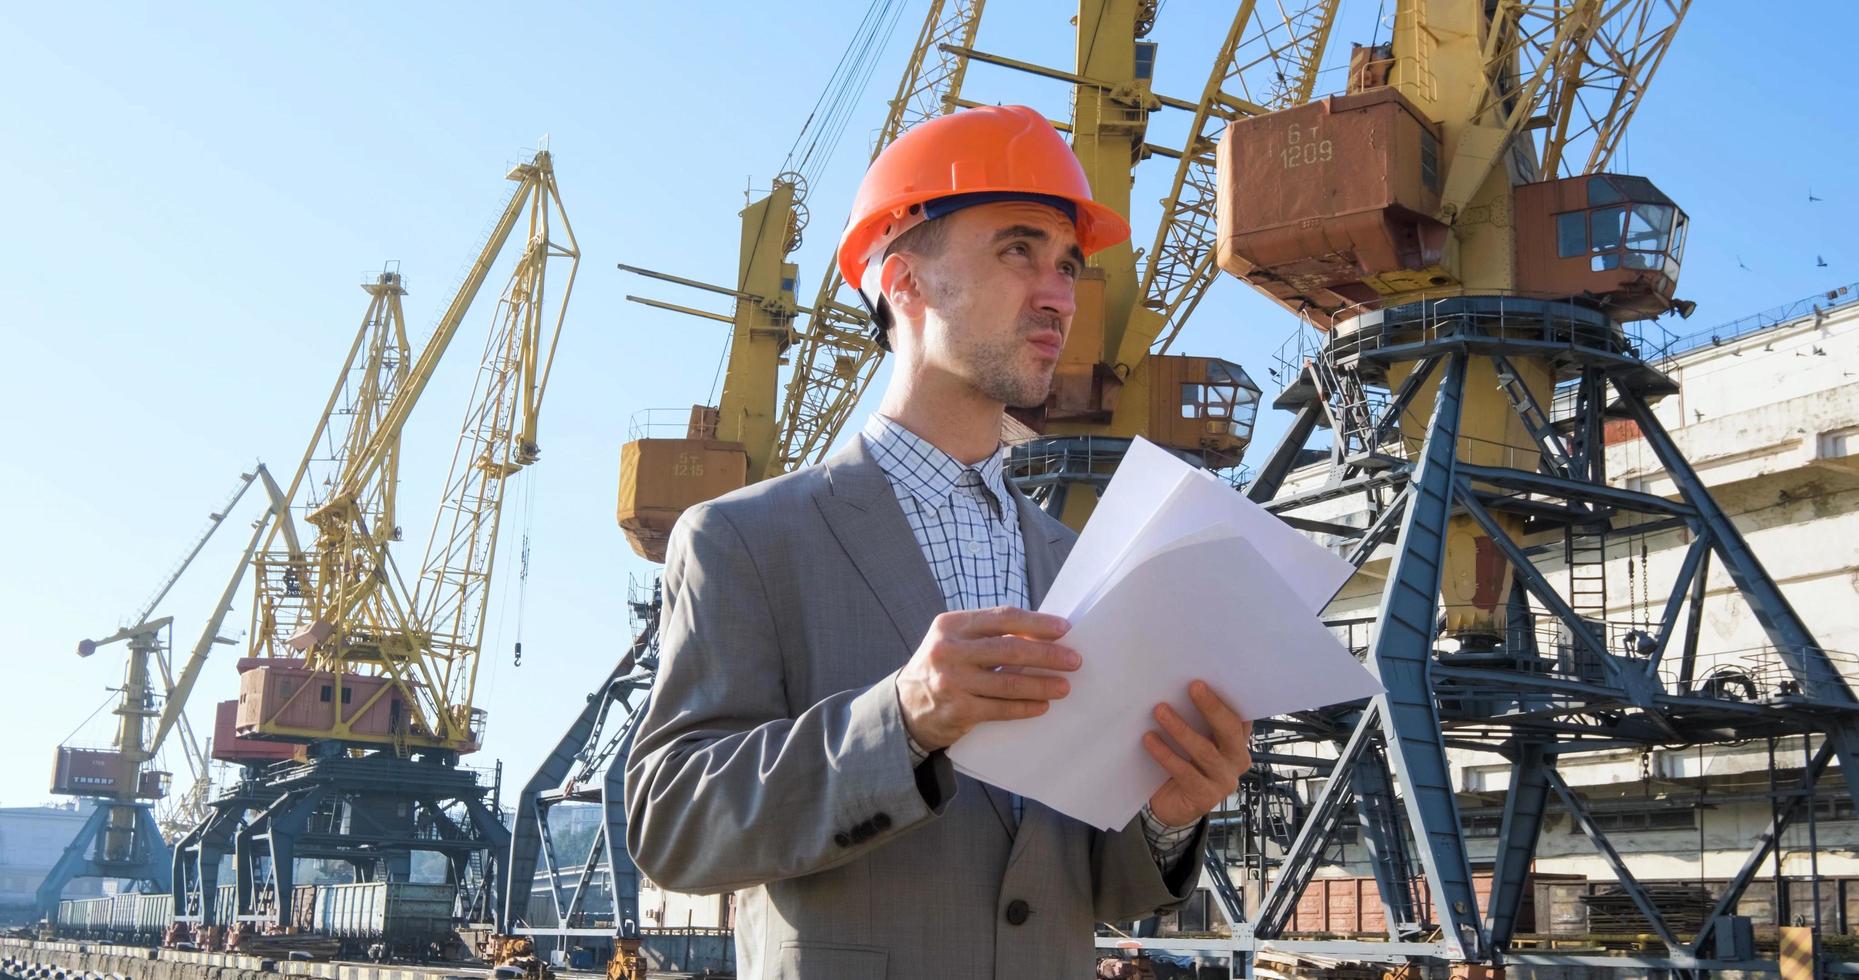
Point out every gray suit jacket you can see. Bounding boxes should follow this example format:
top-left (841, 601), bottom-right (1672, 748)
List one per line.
top-left (625, 436), bottom-right (1207, 979)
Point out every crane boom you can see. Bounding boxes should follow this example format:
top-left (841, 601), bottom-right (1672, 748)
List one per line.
top-left (243, 150), bottom-right (576, 754)
top-left (771, 0), bottom-right (985, 474)
top-left (146, 466), bottom-right (292, 773)
top-left (1143, 0), bottom-right (1340, 358)
top-left (413, 160), bottom-right (579, 726)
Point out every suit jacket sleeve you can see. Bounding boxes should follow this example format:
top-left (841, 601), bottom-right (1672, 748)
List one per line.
top-left (1091, 817), bottom-right (1209, 922)
top-left (624, 501), bottom-right (957, 896)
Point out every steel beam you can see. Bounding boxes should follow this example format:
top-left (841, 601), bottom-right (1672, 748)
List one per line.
top-left (1644, 530), bottom-right (1711, 677)
top-left (1246, 400), bottom-right (1323, 504)
top-left (1624, 392), bottom-right (1858, 707)
top-left (1545, 768), bottom-right (1681, 950)
top-left (1454, 462), bottom-right (1695, 518)
top-left (1343, 487), bottom-right (1409, 569)
top-left (1265, 470), bottom-right (1409, 514)
top-left (1489, 355), bottom-right (1572, 478)
top-left (1453, 483), bottom-right (1623, 684)
top-left (1623, 389), bottom-right (1859, 812)
top-left (1350, 742), bottom-right (1421, 939)
top-left (503, 636), bottom-right (648, 927)
top-left (1358, 353), bottom-right (1487, 959)
top-left (34, 803), bottom-right (171, 919)
top-left (1371, 354), bottom-right (1442, 440)
top-left (1690, 740), bottom-right (1836, 955)
top-left (1677, 545), bottom-right (1711, 694)
top-left (1485, 742), bottom-right (1552, 951)
top-left (600, 719), bottom-right (645, 941)
top-left (1254, 703), bottom-right (1381, 935)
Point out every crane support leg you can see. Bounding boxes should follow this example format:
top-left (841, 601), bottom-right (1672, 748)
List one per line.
top-left (504, 657), bottom-right (637, 928)
top-left (36, 803), bottom-right (171, 920)
top-left (1253, 703), bottom-right (1380, 935)
top-left (1485, 742), bottom-right (1553, 951)
top-left (601, 725), bottom-right (645, 941)
top-left (1361, 353), bottom-right (1487, 960)
top-left (1352, 741), bottom-right (1421, 940)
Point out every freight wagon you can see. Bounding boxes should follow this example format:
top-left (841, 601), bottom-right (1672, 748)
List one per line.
top-left (54, 882), bottom-right (463, 962)
top-left (1286, 871), bottom-right (1584, 936)
top-left (308, 882), bottom-right (458, 959)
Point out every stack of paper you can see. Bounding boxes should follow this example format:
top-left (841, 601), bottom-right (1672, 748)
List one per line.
top-left (947, 437), bottom-right (1384, 830)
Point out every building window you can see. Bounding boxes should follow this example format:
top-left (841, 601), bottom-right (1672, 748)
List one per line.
top-left (1575, 808), bottom-right (1697, 834)
top-left (1811, 796), bottom-right (1856, 822)
top-left (1819, 427), bottom-right (1859, 460)
top-left (1462, 814), bottom-right (1505, 838)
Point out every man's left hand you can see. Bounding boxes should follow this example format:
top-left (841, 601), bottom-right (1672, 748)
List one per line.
top-left (1143, 680), bottom-right (1253, 828)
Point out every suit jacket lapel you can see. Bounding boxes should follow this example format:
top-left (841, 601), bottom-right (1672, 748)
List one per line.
top-left (1008, 480), bottom-right (1068, 607)
top-left (813, 437), bottom-right (947, 656)
top-left (816, 434), bottom-right (1078, 847)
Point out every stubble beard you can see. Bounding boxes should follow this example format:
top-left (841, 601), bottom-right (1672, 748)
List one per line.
top-left (965, 311), bottom-right (1063, 408)
top-left (922, 269), bottom-right (1060, 409)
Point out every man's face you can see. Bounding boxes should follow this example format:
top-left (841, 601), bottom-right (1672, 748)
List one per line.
top-left (898, 201), bottom-right (1082, 408)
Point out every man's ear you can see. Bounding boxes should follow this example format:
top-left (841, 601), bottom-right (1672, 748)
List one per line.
top-left (880, 251), bottom-right (928, 326)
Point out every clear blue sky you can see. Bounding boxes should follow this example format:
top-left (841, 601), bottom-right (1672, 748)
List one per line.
top-left (1, 3), bottom-right (1853, 810)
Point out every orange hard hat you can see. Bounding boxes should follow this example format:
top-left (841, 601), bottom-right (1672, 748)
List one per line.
top-left (836, 104), bottom-right (1131, 306)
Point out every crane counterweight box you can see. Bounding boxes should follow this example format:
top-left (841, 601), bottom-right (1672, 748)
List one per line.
top-left (211, 699), bottom-right (300, 763)
top-left (234, 658), bottom-right (435, 746)
top-left (1216, 86), bottom-right (1449, 327)
top-left (617, 438), bottom-right (750, 562)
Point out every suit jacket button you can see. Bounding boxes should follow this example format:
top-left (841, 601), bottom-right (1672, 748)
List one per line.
top-left (856, 819), bottom-right (876, 839)
top-left (1004, 899), bottom-right (1030, 926)
top-left (834, 832), bottom-right (852, 848)
top-left (872, 812), bottom-right (892, 831)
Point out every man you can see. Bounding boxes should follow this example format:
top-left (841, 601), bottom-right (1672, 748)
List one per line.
top-left (625, 105), bottom-right (1254, 978)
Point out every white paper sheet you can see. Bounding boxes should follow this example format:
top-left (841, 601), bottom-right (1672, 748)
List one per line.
top-left (1040, 437), bottom-right (1356, 619)
top-left (946, 437), bottom-right (1384, 830)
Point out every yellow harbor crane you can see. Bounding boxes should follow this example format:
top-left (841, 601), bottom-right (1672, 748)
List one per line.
top-left (236, 151), bottom-right (578, 755)
top-left (171, 149), bottom-right (578, 937)
top-left (618, 0), bottom-right (1352, 553)
top-left (38, 465), bottom-right (293, 919)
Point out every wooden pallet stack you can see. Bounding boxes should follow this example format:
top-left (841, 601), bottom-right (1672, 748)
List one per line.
top-left (1252, 948), bottom-right (1389, 980)
top-left (1578, 884), bottom-right (1716, 935)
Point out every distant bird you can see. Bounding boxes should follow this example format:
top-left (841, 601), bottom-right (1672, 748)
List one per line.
top-left (1814, 346), bottom-right (1828, 356)
top-left (1693, 409), bottom-right (1706, 422)
top-left (1810, 189), bottom-right (1824, 203)
top-left (1710, 334), bottom-right (1724, 347)
top-left (1764, 342), bottom-right (1775, 352)
top-left (1819, 255), bottom-right (1830, 268)
top-left (1736, 255), bottom-right (1752, 271)
top-left (1267, 366), bottom-right (1283, 382)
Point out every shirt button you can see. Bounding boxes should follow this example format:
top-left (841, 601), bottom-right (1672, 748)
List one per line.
top-left (964, 541), bottom-right (984, 556)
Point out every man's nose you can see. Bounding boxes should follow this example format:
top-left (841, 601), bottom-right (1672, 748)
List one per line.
top-left (1032, 265), bottom-right (1077, 318)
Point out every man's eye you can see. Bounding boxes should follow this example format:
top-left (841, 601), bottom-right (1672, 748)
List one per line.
top-left (1060, 263), bottom-right (1081, 279)
top-left (1004, 243), bottom-right (1029, 257)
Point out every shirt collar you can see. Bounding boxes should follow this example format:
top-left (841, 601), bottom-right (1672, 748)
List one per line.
top-left (861, 413), bottom-right (1012, 514)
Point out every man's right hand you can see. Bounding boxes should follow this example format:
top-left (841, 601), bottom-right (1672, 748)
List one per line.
top-left (896, 606), bottom-right (1080, 752)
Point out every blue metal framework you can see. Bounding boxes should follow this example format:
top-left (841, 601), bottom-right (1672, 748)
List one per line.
top-left (172, 753), bottom-right (507, 936)
top-left (498, 587), bottom-right (659, 972)
top-left (1210, 295), bottom-right (1859, 972)
top-left (36, 803), bottom-right (171, 919)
